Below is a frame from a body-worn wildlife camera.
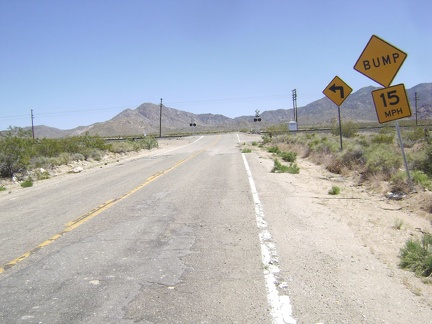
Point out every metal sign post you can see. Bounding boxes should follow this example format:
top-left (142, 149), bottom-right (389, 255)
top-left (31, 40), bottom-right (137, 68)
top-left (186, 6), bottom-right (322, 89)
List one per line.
top-left (323, 76), bottom-right (353, 151)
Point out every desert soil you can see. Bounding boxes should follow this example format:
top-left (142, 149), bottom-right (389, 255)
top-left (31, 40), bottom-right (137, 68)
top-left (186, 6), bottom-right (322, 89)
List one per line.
top-left (245, 136), bottom-right (432, 323)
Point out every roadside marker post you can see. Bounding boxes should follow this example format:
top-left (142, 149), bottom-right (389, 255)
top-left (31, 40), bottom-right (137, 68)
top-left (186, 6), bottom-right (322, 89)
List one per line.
top-left (323, 76), bottom-right (353, 151)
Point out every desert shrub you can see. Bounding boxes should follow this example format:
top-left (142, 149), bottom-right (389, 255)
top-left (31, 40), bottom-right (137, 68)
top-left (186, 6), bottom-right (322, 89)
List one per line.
top-left (34, 169), bottom-right (50, 180)
top-left (56, 152), bottom-right (71, 165)
top-left (400, 233), bottom-right (432, 277)
top-left (371, 133), bottom-right (394, 144)
top-left (309, 139), bottom-right (339, 155)
top-left (364, 144), bottom-right (401, 179)
top-left (88, 149), bottom-right (103, 161)
top-left (326, 145), bottom-right (365, 175)
top-left (20, 179), bottom-right (33, 188)
top-left (134, 137), bottom-right (158, 150)
top-left (0, 128), bottom-right (33, 177)
top-left (31, 156), bottom-right (51, 169)
top-left (355, 135), bottom-right (369, 147)
top-left (279, 151), bottom-right (297, 162)
top-left (390, 171), bottom-right (411, 193)
top-left (110, 141), bottom-right (135, 154)
top-left (71, 153), bottom-right (85, 161)
top-left (271, 159), bottom-right (299, 174)
top-left (404, 127), bottom-right (426, 142)
top-left (412, 170), bottom-right (432, 190)
top-left (242, 148), bottom-right (252, 153)
top-left (267, 146), bottom-right (280, 154)
top-left (422, 144), bottom-right (432, 176)
top-left (332, 120), bottom-right (359, 138)
top-left (0, 185), bottom-right (6, 191)
top-left (286, 163), bottom-right (300, 174)
top-left (328, 186), bottom-right (340, 195)
top-left (262, 135), bottom-right (272, 144)
top-left (339, 144), bottom-right (365, 169)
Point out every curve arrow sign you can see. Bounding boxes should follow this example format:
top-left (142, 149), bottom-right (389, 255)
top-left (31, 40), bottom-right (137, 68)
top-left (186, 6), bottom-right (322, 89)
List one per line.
top-left (329, 84), bottom-right (344, 98)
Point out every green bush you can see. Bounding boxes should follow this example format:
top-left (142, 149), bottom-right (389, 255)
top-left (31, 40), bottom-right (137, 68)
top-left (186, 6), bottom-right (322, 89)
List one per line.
top-left (286, 163), bottom-right (300, 174)
top-left (267, 146), bottom-right (280, 154)
top-left (262, 135), bottom-right (272, 144)
top-left (20, 179), bottom-right (33, 188)
top-left (242, 148), bottom-right (252, 153)
top-left (279, 151), bottom-right (297, 162)
top-left (332, 144), bottom-right (365, 172)
top-left (0, 185), bottom-right (6, 191)
top-left (0, 128), bottom-right (33, 177)
top-left (332, 120), bottom-right (359, 138)
top-left (400, 233), bottom-right (432, 277)
top-left (371, 133), bottom-right (394, 144)
top-left (365, 144), bottom-right (401, 178)
top-left (412, 170), bottom-right (432, 190)
top-left (271, 159), bottom-right (299, 174)
top-left (328, 186), bottom-right (340, 195)
top-left (422, 144), bottom-right (432, 176)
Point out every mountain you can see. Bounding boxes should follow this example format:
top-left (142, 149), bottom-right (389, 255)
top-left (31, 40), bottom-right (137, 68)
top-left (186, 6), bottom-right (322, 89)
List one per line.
top-left (7, 83), bottom-right (432, 138)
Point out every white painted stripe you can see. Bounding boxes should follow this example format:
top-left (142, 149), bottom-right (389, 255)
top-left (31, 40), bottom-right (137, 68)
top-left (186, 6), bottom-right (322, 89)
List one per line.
top-left (242, 153), bottom-right (296, 324)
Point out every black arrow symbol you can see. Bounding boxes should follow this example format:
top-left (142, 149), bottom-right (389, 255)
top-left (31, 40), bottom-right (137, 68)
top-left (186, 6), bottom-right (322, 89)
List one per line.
top-left (329, 84), bottom-right (344, 98)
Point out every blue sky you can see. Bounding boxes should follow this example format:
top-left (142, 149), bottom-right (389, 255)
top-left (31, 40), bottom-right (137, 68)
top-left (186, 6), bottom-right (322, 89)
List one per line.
top-left (1, 0), bottom-right (431, 130)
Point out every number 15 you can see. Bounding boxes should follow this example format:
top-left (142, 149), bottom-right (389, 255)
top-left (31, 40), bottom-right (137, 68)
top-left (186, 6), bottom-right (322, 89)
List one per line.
top-left (379, 90), bottom-right (400, 107)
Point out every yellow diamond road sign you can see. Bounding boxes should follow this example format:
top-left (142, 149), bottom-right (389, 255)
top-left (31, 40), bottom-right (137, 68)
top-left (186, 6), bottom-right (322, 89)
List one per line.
top-left (323, 76), bottom-right (353, 106)
top-left (354, 35), bottom-right (407, 87)
top-left (371, 84), bottom-right (411, 124)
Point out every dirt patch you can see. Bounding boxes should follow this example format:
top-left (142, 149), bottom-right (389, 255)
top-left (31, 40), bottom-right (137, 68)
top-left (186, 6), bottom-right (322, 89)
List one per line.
top-left (245, 140), bottom-right (432, 323)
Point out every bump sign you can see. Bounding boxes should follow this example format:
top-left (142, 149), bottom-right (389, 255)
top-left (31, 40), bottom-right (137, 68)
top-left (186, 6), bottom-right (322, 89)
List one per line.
top-left (371, 84), bottom-right (411, 123)
top-left (354, 35), bottom-right (407, 87)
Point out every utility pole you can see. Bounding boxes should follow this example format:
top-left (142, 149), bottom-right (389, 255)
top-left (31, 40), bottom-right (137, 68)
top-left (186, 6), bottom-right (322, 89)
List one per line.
top-left (31, 109), bottom-right (35, 141)
top-left (292, 89), bottom-right (298, 123)
top-left (159, 98), bottom-right (163, 138)
top-left (414, 92), bottom-right (419, 126)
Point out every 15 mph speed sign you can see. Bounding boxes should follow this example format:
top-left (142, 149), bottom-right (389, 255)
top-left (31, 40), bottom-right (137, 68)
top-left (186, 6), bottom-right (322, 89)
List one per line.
top-left (371, 84), bottom-right (411, 123)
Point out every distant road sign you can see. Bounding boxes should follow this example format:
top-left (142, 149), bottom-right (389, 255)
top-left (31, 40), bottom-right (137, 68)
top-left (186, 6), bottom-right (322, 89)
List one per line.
top-left (354, 35), bottom-right (407, 87)
top-left (371, 84), bottom-right (411, 123)
top-left (323, 76), bottom-right (353, 106)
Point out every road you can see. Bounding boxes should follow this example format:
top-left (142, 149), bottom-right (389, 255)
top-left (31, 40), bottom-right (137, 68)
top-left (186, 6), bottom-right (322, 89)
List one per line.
top-left (0, 134), bottom-right (291, 323)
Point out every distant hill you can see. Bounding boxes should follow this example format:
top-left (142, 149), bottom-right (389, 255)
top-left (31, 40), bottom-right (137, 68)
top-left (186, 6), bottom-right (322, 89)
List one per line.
top-left (7, 83), bottom-right (432, 138)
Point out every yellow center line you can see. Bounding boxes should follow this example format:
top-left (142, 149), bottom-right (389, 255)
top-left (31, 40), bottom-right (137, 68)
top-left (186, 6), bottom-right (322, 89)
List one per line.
top-left (0, 135), bottom-right (221, 275)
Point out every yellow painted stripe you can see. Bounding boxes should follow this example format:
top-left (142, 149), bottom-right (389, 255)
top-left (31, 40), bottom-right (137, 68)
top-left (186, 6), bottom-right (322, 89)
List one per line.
top-left (0, 135), bottom-right (221, 275)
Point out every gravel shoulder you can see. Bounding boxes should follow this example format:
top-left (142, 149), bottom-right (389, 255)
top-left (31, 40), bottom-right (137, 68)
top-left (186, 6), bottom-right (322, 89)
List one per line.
top-left (246, 141), bottom-right (432, 323)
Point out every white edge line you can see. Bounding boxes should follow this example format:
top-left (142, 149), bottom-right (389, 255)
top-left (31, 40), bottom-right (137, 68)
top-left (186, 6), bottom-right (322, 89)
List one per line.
top-left (241, 151), bottom-right (296, 324)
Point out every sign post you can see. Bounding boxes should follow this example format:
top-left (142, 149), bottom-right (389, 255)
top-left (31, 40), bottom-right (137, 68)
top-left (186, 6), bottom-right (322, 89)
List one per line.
top-left (354, 35), bottom-right (412, 189)
top-left (323, 76), bottom-right (353, 150)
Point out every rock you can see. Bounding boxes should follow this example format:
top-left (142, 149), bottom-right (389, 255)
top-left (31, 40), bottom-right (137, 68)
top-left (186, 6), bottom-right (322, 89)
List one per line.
top-left (72, 167), bottom-right (83, 173)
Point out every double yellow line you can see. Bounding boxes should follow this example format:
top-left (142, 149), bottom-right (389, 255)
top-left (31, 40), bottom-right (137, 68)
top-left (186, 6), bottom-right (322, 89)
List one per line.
top-left (0, 135), bottom-right (220, 275)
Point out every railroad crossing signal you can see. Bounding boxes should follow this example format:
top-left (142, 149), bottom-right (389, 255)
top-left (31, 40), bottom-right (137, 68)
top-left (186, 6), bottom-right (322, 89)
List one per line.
top-left (354, 35), bottom-right (407, 87)
top-left (323, 76), bottom-right (352, 106)
top-left (371, 84), bottom-right (411, 123)
top-left (254, 109), bottom-right (261, 122)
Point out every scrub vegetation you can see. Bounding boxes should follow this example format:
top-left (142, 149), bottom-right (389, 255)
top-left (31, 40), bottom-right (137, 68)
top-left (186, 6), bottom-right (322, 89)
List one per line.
top-left (0, 127), bottom-right (158, 180)
top-left (262, 122), bottom-right (432, 279)
top-left (265, 124), bottom-right (432, 193)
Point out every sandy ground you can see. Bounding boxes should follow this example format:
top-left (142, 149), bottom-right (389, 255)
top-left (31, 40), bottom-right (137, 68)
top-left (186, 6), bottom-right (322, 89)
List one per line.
top-left (245, 137), bottom-right (432, 323)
